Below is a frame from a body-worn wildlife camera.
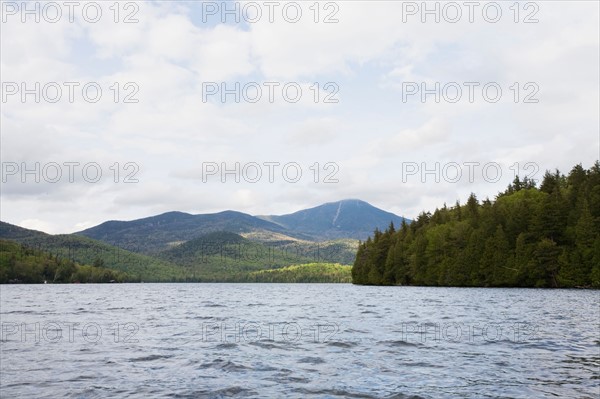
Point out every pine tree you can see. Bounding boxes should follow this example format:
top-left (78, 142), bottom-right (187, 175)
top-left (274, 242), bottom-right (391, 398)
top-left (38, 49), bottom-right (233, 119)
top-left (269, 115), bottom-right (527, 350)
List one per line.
top-left (533, 238), bottom-right (561, 287)
top-left (351, 162), bottom-right (599, 288)
top-left (454, 200), bottom-right (462, 221)
top-left (590, 237), bottom-right (600, 288)
top-left (557, 198), bottom-right (596, 286)
top-left (466, 193), bottom-right (479, 228)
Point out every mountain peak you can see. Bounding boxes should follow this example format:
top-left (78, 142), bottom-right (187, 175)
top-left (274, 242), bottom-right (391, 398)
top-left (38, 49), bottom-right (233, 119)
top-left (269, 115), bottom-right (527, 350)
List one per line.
top-left (72, 199), bottom-right (407, 250)
top-left (265, 199), bottom-right (407, 240)
top-left (328, 198), bottom-right (368, 206)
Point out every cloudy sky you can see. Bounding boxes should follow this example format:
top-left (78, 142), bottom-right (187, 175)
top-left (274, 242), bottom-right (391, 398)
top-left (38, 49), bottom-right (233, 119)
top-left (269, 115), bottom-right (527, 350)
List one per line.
top-left (1, 0), bottom-right (599, 234)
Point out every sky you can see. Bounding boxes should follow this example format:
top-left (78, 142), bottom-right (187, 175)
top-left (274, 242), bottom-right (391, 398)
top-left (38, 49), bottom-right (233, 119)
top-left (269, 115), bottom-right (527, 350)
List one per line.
top-left (1, 0), bottom-right (599, 234)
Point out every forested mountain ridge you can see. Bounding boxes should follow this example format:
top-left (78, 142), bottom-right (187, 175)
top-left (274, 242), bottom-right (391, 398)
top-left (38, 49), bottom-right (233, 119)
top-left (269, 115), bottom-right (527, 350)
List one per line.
top-left (76, 200), bottom-right (407, 252)
top-left (0, 222), bottom-right (186, 281)
top-left (352, 163), bottom-right (600, 288)
top-left (76, 210), bottom-right (295, 254)
top-left (2, 199), bottom-right (398, 282)
top-left (0, 226), bottom-right (355, 283)
top-left (0, 239), bottom-right (130, 283)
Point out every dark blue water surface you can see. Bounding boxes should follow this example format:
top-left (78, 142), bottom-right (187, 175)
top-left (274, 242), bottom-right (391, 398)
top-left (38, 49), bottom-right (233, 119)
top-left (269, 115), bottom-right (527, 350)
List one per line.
top-left (1, 284), bottom-right (598, 398)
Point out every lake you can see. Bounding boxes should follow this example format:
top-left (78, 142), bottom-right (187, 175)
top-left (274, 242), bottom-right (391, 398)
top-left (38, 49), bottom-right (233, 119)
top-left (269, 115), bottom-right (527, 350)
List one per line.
top-left (1, 284), bottom-right (598, 398)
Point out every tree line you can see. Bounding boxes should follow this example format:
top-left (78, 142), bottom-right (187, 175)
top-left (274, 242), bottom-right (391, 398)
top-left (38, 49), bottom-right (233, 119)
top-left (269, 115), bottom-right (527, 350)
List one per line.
top-left (0, 240), bottom-right (129, 283)
top-left (242, 263), bottom-right (351, 283)
top-left (352, 163), bottom-right (600, 288)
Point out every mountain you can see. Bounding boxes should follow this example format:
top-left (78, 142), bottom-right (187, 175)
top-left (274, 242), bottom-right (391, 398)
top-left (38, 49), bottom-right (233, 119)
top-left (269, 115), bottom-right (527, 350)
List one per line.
top-left (0, 221), bottom-right (185, 281)
top-left (156, 231), bottom-right (316, 280)
top-left (261, 199), bottom-right (408, 240)
top-left (157, 231), bottom-right (358, 277)
top-left (242, 263), bottom-right (352, 283)
top-left (0, 239), bottom-right (129, 284)
top-left (0, 221), bottom-right (357, 282)
top-left (1, 199), bottom-right (406, 282)
top-left (76, 210), bottom-right (301, 254)
top-left (76, 199), bottom-right (407, 254)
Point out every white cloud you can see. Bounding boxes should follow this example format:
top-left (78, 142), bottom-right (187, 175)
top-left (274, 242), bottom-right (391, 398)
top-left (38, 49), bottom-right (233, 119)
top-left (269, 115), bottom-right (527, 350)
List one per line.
top-left (1, 0), bottom-right (598, 233)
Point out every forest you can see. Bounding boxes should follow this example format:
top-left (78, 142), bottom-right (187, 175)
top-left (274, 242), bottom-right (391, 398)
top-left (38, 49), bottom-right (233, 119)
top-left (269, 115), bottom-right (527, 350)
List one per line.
top-left (242, 263), bottom-right (351, 283)
top-left (352, 163), bottom-right (600, 288)
top-left (0, 240), bottom-right (130, 283)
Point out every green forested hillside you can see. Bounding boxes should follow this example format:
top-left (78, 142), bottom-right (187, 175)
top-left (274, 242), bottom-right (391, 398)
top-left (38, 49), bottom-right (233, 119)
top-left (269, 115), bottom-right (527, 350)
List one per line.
top-left (0, 225), bottom-right (356, 283)
top-left (234, 235), bottom-right (358, 266)
top-left (0, 240), bottom-right (130, 283)
top-left (243, 263), bottom-right (351, 283)
top-left (155, 232), bottom-right (354, 281)
top-left (76, 211), bottom-right (294, 254)
top-left (352, 163), bottom-right (600, 288)
top-left (0, 222), bottom-right (185, 281)
top-left (77, 200), bottom-right (407, 250)
top-left (157, 231), bottom-right (312, 280)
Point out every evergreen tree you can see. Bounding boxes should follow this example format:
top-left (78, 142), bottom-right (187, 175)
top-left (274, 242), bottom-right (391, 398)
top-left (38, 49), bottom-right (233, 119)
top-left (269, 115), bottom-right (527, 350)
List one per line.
top-left (532, 238), bottom-right (561, 287)
top-left (352, 162), bottom-right (599, 288)
top-left (466, 193), bottom-right (479, 228)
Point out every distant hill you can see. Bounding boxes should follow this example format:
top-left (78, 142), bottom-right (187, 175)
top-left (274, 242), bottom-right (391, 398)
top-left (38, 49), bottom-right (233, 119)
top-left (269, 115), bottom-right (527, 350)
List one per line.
top-left (242, 263), bottom-right (352, 283)
top-left (76, 200), bottom-right (407, 255)
top-left (0, 222), bottom-right (357, 282)
top-left (0, 239), bottom-right (129, 283)
top-left (76, 210), bottom-right (306, 254)
top-left (2, 199), bottom-right (407, 282)
top-left (0, 221), bottom-right (185, 282)
top-left (156, 231), bottom-right (315, 280)
top-left (261, 199), bottom-right (408, 240)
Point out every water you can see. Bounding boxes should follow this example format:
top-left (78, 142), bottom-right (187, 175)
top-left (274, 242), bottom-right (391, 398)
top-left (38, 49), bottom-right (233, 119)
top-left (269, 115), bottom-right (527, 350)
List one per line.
top-left (1, 284), bottom-right (598, 398)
